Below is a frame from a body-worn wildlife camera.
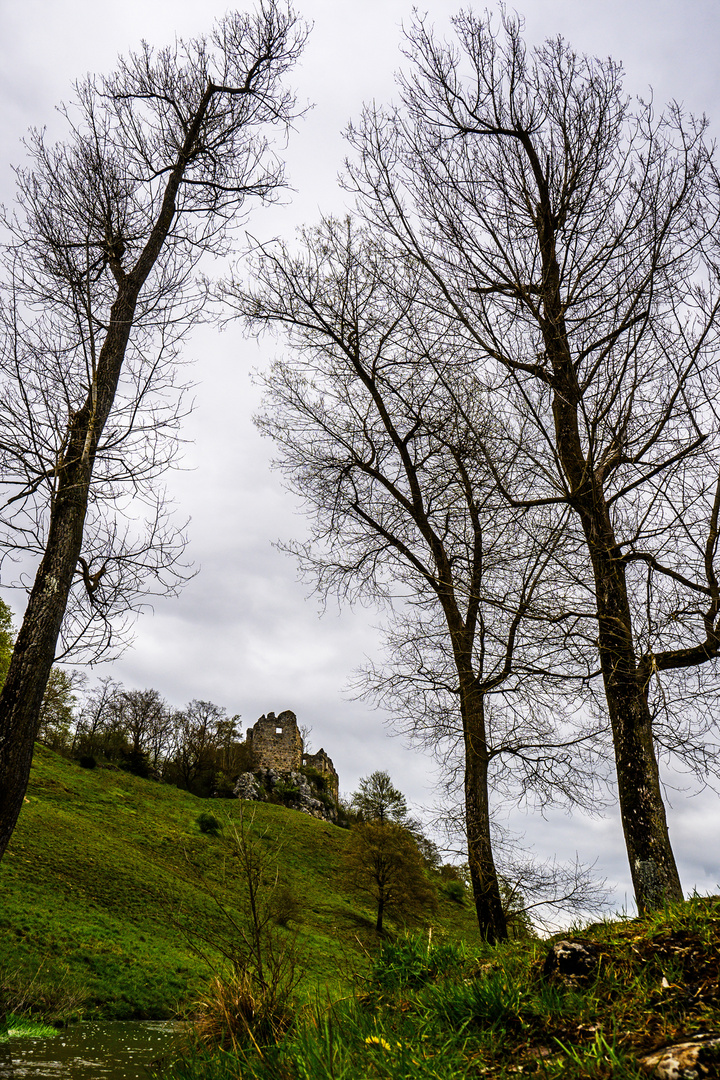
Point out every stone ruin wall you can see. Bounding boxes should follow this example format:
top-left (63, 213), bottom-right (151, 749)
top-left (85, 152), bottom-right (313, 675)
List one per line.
top-left (303, 748), bottom-right (339, 802)
top-left (245, 709), bottom-right (339, 800)
top-left (246, 710), bottom-right (303, 772)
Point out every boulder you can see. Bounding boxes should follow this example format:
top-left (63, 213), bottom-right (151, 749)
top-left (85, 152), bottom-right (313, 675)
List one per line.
top-left (542, 939), bottom-right (603, 981)
top-left (233, 772), bottom-right (265, 801)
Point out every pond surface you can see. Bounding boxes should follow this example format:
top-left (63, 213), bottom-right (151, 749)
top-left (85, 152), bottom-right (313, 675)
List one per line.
top-left (8, 1020), bottom-right (185, 1079)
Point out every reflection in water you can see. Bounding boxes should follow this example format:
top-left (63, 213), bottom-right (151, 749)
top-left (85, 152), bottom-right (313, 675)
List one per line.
top-left (10, 1020), bottom-right (184, 1079)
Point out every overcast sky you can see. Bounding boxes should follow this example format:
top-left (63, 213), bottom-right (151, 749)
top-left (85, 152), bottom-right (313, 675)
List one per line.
top-left (1, 0), bottom-right (719, 918)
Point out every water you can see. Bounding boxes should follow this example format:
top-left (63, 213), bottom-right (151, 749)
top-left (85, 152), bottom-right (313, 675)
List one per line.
top-left (7, 1020), bottom-right (185, 1079)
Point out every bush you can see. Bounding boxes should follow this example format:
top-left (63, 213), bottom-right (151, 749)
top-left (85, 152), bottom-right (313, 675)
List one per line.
top-left (196, 812), bottom-right (222, 836)
top-left (271, 784), bottom-right (300, 807)
top-left (78, 755), bottom-right (96, 769)
top-left (443, 881), bottom-right (466, 905)
top-left (192, 971), bottom-right (293, 1052)
top-left (301, 766), bottom-right (327, 792)
top-left (211, 774), bottom-right (237, 799)
top-left (271, 886), bottom-right (301, 928)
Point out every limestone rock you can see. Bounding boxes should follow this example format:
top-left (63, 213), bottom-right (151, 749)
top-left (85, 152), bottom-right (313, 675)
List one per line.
top-left (233, 772), bottom-right (265, 801)
top-left (542, 939), bottom-right (603, 981)
top-left (637, 1032), bottom-right (720, 1078)
top-left (232, 766), bottom-right (337, 823)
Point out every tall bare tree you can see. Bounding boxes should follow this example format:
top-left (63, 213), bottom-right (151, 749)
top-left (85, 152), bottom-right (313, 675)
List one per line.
top-left (233, 218), bottom-right (600, 940)
top-left (0, 2), bottom-right (308, 861)
top-left (343, 10), bottom-right (720, 910)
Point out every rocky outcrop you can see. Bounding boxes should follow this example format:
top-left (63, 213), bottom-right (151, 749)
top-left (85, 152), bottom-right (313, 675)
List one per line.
top-left (233, 766), bottom-right (337, 823)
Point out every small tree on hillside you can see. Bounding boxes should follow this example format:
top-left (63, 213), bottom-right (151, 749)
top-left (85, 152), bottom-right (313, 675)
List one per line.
top-left (344, 820), bottom-right (438, 933)
top-left (351, 770), bottom-right (408, 824)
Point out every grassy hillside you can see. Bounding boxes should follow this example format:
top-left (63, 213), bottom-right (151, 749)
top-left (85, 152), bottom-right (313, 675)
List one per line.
top-left (0, 745), bottom-right (483, 1021)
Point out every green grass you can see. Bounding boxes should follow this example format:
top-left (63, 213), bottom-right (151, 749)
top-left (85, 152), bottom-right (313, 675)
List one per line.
top-left (153, 896), bottom-right (720, 1079)
top-left (0, 745), bottom-right (483, 1022)
top-left (5, 1014), bottom-right (58, 1038)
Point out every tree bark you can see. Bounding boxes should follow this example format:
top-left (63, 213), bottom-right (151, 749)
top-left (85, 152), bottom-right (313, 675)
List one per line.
top-left (581, 504), bottom-right (683, 909)
top-left (460, 674), bottom-right (508, 941)
top-left (0, 283), bottom-right (141, 858)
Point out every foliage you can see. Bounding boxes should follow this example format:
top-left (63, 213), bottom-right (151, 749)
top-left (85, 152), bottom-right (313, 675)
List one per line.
top-left (272, 885), bottom-right (302, 928)
top-left (157, 897), bottom-right (720, 1079)
top-left (369, 932), bottom-right (469, 992)
top-left (197, 813), bottom-right (222, 837)
top-left (69, 677), bottom-right (248, 799)
top-left (192, 970), bottom-right (293, 1054)
top-left (5, 1014), bottom-right (58, 1038)
top-left (351, 771), bottom-right (408, 825)
top-left (0, 600), bottom-right (13, 690)
top-left (443, 880), bottom-right (466, 906)
top-left (343, 821), bottom-right (439, 933)
top-left (0, 961), bottom-right (87, 1026)
top-left (37, 668), bottom-right (84, 752)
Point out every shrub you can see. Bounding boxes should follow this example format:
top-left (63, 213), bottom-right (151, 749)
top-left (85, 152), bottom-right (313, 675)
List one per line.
top-left (443, 881), bottom-right (466, 905)
top-left (271, 886), bottom-right (301, 928)
top-left (192, 971), bottom-right (293, 1052)
top-left (78, 755), bottom-right (96, 769)
top-left (301, 766), bottom-right (327, 792)
top-left (196, 812), bottom-right (222, 836)
top-left (271, 784), bottom-right (300, 806)
top-left (211, 774), bottom-right (237, 799)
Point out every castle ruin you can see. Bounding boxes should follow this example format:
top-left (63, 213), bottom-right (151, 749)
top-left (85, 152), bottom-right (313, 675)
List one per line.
top-left (244, 709), bottom-right (339, 801)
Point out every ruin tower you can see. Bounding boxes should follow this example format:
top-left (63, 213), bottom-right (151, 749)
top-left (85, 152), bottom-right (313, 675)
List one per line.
top-left (246, 710), bottom-right (303, 771)
top-left (302, 748), bottom-right (339, 802)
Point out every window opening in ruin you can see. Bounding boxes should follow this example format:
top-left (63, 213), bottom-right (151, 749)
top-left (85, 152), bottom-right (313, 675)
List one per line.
top-left (275, 727), bottom-right (283, 735)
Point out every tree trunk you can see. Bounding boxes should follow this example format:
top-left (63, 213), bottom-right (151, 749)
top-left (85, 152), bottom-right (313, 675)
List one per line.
top-left (547, 340), bottom-right (683, 911)
top-left (582, 507), bottom-right (683, 910)
top-left (0, 286), bottom-right (140, 859)
top-left (531, 179), bottom-right (683, 913)
top-left (461, 678), bottom-right (508, 942)
top-left (376, 889), bottom-right (385, 933)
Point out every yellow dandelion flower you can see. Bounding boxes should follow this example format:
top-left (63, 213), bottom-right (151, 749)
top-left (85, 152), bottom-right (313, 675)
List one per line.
top-left (364, 1035), bottom-right (392, 1051)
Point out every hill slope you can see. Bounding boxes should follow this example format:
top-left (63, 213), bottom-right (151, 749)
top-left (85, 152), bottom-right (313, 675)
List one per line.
top-left (0, 746), bottom-right (482, 1020)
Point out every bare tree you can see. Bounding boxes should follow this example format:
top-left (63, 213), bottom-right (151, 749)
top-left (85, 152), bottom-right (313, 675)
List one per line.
top-left (232, 218), bottom-right (602, 941)
top-left (0, 2), bottom-right (309, 861)
top-left (171, 698), bottom-right (230, 792)
top-left (342, 10), bottom-right (720, 912)
top-left (71, 675), bottom-right (123, 757)
top-left (109, 687), bottom-right (172, 774)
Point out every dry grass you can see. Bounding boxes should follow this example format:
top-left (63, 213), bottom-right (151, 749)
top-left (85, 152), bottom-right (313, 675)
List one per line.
top-left (192, 971), bottom-right (294, 1053)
